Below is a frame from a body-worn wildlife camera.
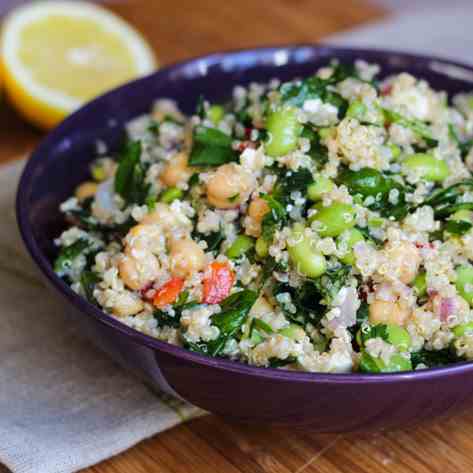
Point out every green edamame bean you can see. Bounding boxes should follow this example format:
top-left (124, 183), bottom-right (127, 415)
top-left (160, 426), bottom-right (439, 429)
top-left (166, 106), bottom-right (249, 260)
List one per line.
top-left (346, 100), bottom-right (367, 121)
top-left (208, 105), bottom-right (224, 125)
top-left (456, 264), bottom-right (473, 306)
top-left (389, 144), bottom-right (401, 160)
top-left (287, 225), bottom-right (326, 278)
top-left (337, 228), bottom-right (364, 265)
top-left (307, 176), bottom-right (334, 201)
top-left (384, 353), bottom-right (412, 372)
top-left (451, 209), bottom-right (473, 223)
top-left (359, 352), bottom-right (412, 373)
top-left (279, 324), bottom-right (305, 340)
top-left (385, 325), bottom-right (411, 351)
top-left (413, 271), bottom-right (427, 297)
top-left (226, 235), bottom-right (254, 259)
top-left (309, 202), bottom-right (357, 237)
top-left (159, 187), bottom-right (183, 203)
top-left (255, 237), bottom-right (269, 258)
top-left (265, 106), bottom-right (302, 157)
top-left (453, 322), bottom-right (473, 337)
top-left (338, 167), bottom-right (391, 197)
top-left (402, 153), bottom-right (449, 182)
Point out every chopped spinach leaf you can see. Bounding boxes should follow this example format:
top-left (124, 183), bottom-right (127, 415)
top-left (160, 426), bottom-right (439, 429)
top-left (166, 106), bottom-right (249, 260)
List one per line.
top-left (114, 140), bottom-right (149, 204)
top-left (313, 264), bottom-right (352, 306)
top-left (186, 290), bottom-right (258, 357)
top-left (188, 126), bottom-right (238, 167)
top-left (448, 124), bottom-right (473, 158)
top-left (80, 271), bottom-right (100, 303)
top-left (154, 297), bottom-right (198, 329)
top-left (338, 167), bottom-right (410, 220)
top-left (444, 219), bottom-right (472, 235)
top-left (383, 109), bottom-right (438, 147)
top-left (54, 239), bottom-right (90, 276)
top-left (193, 229), bottom-right (225, 254)
top-left (261, 194), bottom-right (287, 241)
top-left (301, 127), bottom-right (329, 166)
top-left (411, 347), bottom-right (461, 368)
top-left (273, 281), bottom-right (324, 325)
top-left (268, 356), bottom-right (298, 368)
top-left (279, 75), bottom-right (348, 119)
top-left (250, 318), bottom-right (274, 336)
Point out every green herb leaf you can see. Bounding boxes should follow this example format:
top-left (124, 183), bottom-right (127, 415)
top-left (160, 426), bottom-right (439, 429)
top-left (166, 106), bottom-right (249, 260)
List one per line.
top-left (448, 124), bottom-right (473, 158)
top-left (444, 219), bottom-right (473, 235)
top-left (80, 271), bottom-right (100, 303)
top-left (338, 167), bottom-right (410, 220)
top-left (273, 281), bottom-right (324, 325)
top-left (188, 126), bottom-right (238, 167)
top-left (193, 229), bottom-right (225, 254)
top-left (313, 265), bottom-right (352, 306)
top-left (383, 109), bottom-right (438, 147)
top-left (411, 347), bottom-right (460, 368)
top-left (114, 140), bottom-right (149, 204)
top-left (268, 356), bottom-right (298, 368)
top-left (279, 76), bottom-right (348, 118)
top-left (250, 318), bottom-right (274, 335)
top-left (187, 290), bottom-right (258, 357)
top-left (54, 239), bottom-right (90, 276)
top-left (154, 299), bottom-right (198, 329)
top-left (424, 180), bottom-right (473, 219)
top-left (301, 127), bottom-right (329, 166)
top-left (261, 194), bottom-right (287, 242)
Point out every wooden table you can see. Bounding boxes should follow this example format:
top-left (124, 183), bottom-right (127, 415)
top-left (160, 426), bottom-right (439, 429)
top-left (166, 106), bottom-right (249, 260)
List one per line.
top-left (4, 1), bottom-right (473, 472)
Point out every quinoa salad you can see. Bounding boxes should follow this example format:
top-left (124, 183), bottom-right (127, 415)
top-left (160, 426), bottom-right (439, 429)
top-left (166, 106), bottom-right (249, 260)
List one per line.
top-left (54, 60), bottom-right (473, 373)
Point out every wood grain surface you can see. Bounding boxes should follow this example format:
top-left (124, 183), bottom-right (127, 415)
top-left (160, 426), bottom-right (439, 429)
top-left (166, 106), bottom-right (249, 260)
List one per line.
top-left (7, 1), bottom-right (473, 473)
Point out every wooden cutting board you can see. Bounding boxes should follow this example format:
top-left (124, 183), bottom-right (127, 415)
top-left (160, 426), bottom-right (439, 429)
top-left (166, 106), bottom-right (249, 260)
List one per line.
top-left (5, 1), bottom-right (473, 472)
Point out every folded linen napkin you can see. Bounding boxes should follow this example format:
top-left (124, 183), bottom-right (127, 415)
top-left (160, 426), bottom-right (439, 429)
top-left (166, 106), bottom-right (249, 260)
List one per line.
top-left (0, 159), bottom-right (202, 473)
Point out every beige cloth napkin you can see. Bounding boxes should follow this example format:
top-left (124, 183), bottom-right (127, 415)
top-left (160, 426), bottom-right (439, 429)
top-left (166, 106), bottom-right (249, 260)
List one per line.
top-left (0, 159), bottom-right (202, 473)
top-left (2, 4), bottom-right (473, 472)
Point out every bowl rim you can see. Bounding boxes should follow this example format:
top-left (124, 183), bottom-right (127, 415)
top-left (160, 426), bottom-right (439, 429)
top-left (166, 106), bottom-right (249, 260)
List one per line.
top-left (16, 43), bottom-right (473, 384)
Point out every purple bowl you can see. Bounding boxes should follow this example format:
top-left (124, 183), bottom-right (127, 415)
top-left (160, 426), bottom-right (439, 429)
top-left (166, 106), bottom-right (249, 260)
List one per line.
top-left (16, 45), bottom-right (473, 431)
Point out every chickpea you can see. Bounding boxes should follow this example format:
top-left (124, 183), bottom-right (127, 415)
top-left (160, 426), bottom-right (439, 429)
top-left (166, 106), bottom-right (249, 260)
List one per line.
top-left (369, 299), bottom-right (410, 326)
top-left (160, 152), bottom-right (193, 187)
top-left (118, 254), bottom-right (160, 291)
top-left (112, 291), bottom-right (144, 317)
top-left (75, 181), bottom-right (98, 201)
top-left (402, 153), bottom-right (449, 182)
top-left (206, 163), bottom-right (254, 209)
top-left (246, 197), bottom-right (270, 237)
top-left (384, 240), bottom-right (420, 284)
top-left (169, 238), bottom-right (205, 278)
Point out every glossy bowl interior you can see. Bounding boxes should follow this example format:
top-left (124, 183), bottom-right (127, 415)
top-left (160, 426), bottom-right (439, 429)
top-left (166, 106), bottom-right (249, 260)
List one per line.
top-left (16, 45), bottom-right (473, 431)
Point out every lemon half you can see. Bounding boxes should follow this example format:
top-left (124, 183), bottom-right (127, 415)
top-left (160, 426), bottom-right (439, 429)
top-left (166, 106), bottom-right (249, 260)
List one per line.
top-left (1, 1), bottom-right (157, 129)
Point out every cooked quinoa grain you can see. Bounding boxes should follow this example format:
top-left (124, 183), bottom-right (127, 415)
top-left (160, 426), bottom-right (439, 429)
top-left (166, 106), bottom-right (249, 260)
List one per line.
top-left (54, 60), bottom-right (473, 373)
